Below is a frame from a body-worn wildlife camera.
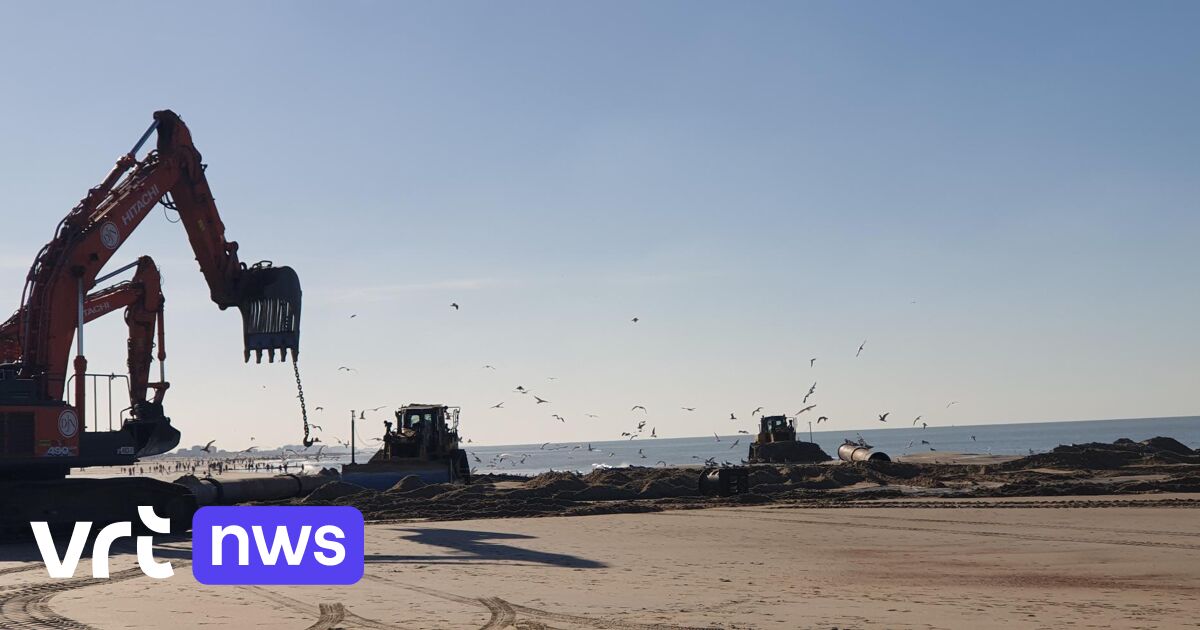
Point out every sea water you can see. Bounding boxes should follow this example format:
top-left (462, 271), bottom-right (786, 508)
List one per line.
top-left (460, 415), bottom-right (1200, 476)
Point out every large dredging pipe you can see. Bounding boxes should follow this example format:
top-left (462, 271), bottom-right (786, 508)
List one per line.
top-left (837, 443), bottom-right (891, 462)
top-left (174, 472), bottom-right (337, 506)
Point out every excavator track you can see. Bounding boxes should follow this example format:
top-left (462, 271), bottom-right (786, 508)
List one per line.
top-left (0, 477), bottom-right (196, 538)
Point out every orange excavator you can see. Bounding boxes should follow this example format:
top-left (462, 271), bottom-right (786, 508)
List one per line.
top-left (0, 110), bottom-right (304, 532)
top-left (0, 255), bottom-right (178, 455)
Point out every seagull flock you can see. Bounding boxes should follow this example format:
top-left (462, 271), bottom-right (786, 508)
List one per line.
top-left (233, 302), bottom-right (969, 469)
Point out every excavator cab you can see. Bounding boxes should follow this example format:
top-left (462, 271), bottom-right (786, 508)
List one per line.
top-left (237, 263), bottom-right (302, 363)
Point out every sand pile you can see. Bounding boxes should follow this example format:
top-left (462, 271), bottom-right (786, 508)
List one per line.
top-left (303, 481), bottom-right (372, 503)
top-left (387, 476), bottom-right (427, 493)
top-left (278, 436), bottom-right (1199, 521)
top-left (989, 437), bottom-right (1200, 472)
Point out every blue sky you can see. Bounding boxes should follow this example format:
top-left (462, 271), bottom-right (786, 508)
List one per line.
top-left (0, 2), bottom-right (1195, 447)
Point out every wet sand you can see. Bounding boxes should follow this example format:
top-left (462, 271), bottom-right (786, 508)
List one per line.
top-left (1, 495), bottom-right (1196, 629)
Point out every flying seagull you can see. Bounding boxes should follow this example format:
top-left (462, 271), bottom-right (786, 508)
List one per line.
top-left (631, 317), bottom-right (639, 323)
top-left (752, 407), bottom-right (763, 416)
top-left (856, 340), bottom-right (866, 357)
top-left (912, 415), bottom-right (923, 426)
top-left (490, 402), bottom-right (505, 409)
top-left (729, 413), bottom-right (737, 420)
top-left (796, 405), bottom-right (816, 415)
top-left (681, 407), bottom-right (695, 412)
top-left (804, 382), bottom-right (817, 404)
top-left (534, 396), bottom-right (549, 404)
top-left (201, 440), bottom-right (216, 453)
top-left (552, 414), bottom-right (565, 423)
top-left (816, 416), bottom-right (828, 424)
top-left (450, 302), bottom-right (459, 310)
top-left (946, 401), bottom-right (960, 408)
top-left (483, 365), bottom-right (496, 370)
top-left (337, 366), bottom-right (357, 373)
top-left (713, 432), bottom-right (721, 442)
top-left (632, 405), bottom-right (647, 413)
top-left (878, 412), bottom-right (889, 423)
top-left (729, 439), bottom-right (740, 450)
top-left (810, 357), bottom-right (816, 368)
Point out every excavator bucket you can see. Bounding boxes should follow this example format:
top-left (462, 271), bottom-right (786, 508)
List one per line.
top-left (237, 264), bottom-right (302, 363)
top-left (127, 401), bottom-right (183, 457)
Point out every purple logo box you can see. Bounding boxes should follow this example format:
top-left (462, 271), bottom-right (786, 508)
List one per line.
top-left (192, 506), bottom-right (364, 585)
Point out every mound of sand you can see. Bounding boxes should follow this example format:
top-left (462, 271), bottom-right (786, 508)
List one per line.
top-left (989, 437), bottom-right (1200, 472)
top-left (271, 436), bottom-right (1198, 521)
top-left (303, 481), bottom-right (373, 503)
top-left (1140, 436), bottom-right (1194, 455)
top-left (387, 476), bottom-right (427, 493)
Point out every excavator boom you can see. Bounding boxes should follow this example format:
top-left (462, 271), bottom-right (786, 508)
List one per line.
top-left (0, 110), bottom-right (302, 478)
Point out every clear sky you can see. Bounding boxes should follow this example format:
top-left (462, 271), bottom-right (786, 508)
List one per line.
top-left (0, 2), bottom-right (1195, 448)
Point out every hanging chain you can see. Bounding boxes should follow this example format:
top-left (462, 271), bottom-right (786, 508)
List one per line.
top-left (293, 358), bottom-right (316, 447)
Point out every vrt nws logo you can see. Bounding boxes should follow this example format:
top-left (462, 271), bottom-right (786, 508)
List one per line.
top-left (57, 409), bottom-right (79, 438)
top-left (99, 221), bottom-right (121, 250)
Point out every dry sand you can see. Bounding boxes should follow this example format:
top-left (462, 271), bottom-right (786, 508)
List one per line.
top-left (1, 438), bottom-right (1192, 628)
top-left (1, 494), bottom-right (1198, 629)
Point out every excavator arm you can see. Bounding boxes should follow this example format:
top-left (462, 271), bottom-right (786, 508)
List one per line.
top-left (79, 256), bottom-right (169, 409)
top-left (14, 110), bottom-right (301, 413)
top-left (2, 257), bottom-right (170, 412)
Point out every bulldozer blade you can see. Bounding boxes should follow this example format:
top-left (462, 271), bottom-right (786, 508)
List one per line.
top-left (237, 265), bottom-right (301, 363)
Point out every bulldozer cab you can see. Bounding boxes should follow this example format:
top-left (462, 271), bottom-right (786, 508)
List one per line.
top-left (385, 404), bottom-right (460, 459)
top-left (758, 415), bottom-right (796, 443)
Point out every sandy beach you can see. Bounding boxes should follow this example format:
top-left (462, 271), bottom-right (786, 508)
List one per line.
top-left (0, 493), bottom-right (1195, 629)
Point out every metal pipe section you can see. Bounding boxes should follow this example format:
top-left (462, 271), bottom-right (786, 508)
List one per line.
top-left (174, 472), bottom-right (336, 506)
top-left (837, 443), bottom-right (891, 462)
top-left (698, 467), bottom-right (750, 497)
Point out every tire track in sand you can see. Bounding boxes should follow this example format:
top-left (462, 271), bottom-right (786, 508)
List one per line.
top-left (747, 508), bottom-right (1200, 538)
top-left (247, 586), bottom-right (394, 629)
top-left (666, 510), bottom-right (1200, 551)
top-left (480, 596), bottom-right (517, 629)
top-left (365, 573), bottom-right (721, 630)
top-left (304, 603), bottom-right (346, 630)
top-left (0, 565), bottom-right (151, 630)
